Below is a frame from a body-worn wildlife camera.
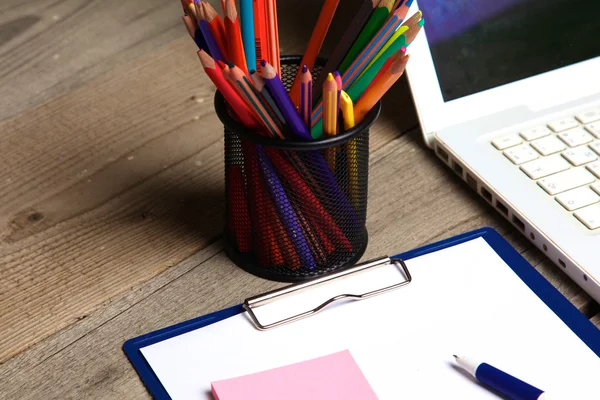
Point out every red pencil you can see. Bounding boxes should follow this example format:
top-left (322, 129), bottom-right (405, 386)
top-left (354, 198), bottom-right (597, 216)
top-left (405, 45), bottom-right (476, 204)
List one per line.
top-left (197, 50), bottom-right (258, 128)
top-left (253, 0), bottom-right (269, 73)
top-left (201, 1), bottom-right (228, 59)
top-left (224, 0), bottom-right (249, 77)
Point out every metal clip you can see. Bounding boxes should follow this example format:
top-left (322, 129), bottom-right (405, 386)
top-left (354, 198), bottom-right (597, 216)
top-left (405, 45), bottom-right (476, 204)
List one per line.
top-left (244, 257), bottom-right (412, 331)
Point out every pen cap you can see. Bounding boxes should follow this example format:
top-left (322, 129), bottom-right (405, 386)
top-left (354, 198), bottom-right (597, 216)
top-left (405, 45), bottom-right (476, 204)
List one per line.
top-left (215, 55), bottom-right (381, 282)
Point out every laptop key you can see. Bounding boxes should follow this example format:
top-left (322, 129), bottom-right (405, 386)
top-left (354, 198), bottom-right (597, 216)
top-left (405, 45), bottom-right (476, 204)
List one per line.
top-left (520, 126), bottom-right (551, 141)
top-left (492, 135), bottom-right (522, 150)
top-left (556, 187), bottom-right (600, 211)
top-left (586, 123), bottom-right (600, 138)
top-left (576, 108), bottom-right (600, 124)
top-left (557, 128), bottom-right (594, 147)
top-left (548, 117), bottom-right (579, 132)
top-left (574, 204), bottom-right (600, 230)
top-left (531, 136), bottom-right (566, 155)
top-left (562, 146), bottom-right (598, 166)
top-left (503, 144), bottom-right (538, 165)
top-left (538, 168), bottom-right (595, 195)
top-left (586, 162), bottom-right (600, 178)
top-left (520, 155), bottom-right (570, 179)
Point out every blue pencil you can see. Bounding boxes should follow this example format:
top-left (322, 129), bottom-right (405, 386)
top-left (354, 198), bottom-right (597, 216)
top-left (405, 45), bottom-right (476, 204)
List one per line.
top-left (240, 0), bottom-right (257, 72)
top-left (255, 147), bottom-right (317, 270)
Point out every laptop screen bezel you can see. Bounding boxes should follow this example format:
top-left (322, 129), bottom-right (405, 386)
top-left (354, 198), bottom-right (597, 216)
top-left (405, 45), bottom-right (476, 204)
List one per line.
top-left (405, 1), bottom-right (600, 141)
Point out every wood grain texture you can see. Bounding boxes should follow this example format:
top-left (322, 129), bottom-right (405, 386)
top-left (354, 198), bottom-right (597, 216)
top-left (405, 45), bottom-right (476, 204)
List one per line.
top-left (0, 0), bottom-right (597, 397)
top-left (1, 128), bottom-right (598, 400)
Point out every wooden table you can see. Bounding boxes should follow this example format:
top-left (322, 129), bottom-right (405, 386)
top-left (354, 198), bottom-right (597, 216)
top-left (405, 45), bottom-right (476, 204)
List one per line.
top-left (1, 0), bottom-right (598, 398)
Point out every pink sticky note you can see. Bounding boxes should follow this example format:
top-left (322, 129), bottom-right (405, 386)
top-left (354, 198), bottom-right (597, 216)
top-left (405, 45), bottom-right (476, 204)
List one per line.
top-left (211, 350), bottom-right (378, 400)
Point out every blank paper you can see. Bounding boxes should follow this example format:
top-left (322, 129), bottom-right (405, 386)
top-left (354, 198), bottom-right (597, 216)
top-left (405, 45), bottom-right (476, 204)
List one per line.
top-left (140, 237), bottom-right (600, 399)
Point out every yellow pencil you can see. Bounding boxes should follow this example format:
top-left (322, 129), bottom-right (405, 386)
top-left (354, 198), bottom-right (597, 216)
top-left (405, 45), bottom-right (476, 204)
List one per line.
top-left (340, 91), bottom-right (359, 208)
top-left (323, 73), bottom-right (339, 171)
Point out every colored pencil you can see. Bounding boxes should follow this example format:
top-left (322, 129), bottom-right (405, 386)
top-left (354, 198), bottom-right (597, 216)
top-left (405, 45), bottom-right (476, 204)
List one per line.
top-left (312, 34), bottom-right (407, 137)
top-left (261, 66), bottom-right (359, 232)
top-left (255, 146), bottom-right (317, 270)
top-left (354, 52), bottom-right (409, 123)
top-left (250, 70), bottom-right (286, 125)
top-left (312, 0), bottom-right (378, 103)
top-left (253, 0), bottom-right (269, 73)
top-left (333, 71), bottom-right (342, 107)
top-left (187, 0), bottom-right (200, 23)
top-left (363, 49), bottom-right (397, 94)
top-left (268, 199), bottom-right (298, 268)
top-left (341, 6), bottom-right (409, 89)
top-left (198, 50), bottom-right (258, 128)
top-left (360, 25), bottom-right (408, 78)
top-left (288, 0), bottom-right (341, 107)
top-left (183, 15), bottom-right (209, 52)
top-left (201, 2), bottom-right (228, 58)
top-left (265, 0), bottom-right (281, 75)
top-left (299, 65), bottom-right (313, 128)
top-left (338, 0), bottom-right (394, 74)
top-left (261, 61), bottom-right (311, 141)
top-left (403, 11), bottom-right (425, 46)
top-left (225, 62), bottom-right (285, 139)
top-left (340, 90), bottom-right (360, 209)
top-left (225, 0), bottom-right (249, 77)
top-left (265, 148), bottom-right (350, 253)
top-left (242, 142), bottom-right (283, 267)
top-left (311, 6), bottom-right (406, 135)
top-left (239, 0), bottom-right (256, 72)
top-left (323, 73), bottom-right (339, 171)
top-left (199, 18), bottom-right (226, 62)
top-left (227, 165), bottom-right (252, 252)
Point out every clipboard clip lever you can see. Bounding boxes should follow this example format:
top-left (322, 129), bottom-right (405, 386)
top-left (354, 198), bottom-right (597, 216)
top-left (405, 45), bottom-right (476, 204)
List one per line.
top-left (243, 257), bottom-right (411, 331)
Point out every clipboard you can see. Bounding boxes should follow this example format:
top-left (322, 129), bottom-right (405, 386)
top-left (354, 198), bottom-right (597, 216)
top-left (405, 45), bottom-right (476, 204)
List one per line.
top-left (123, 227), bottom-right (600, 399)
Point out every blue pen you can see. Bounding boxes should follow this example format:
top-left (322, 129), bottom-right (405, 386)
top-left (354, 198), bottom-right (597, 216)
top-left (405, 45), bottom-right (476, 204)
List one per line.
top-left (239, 0), bottom-right (256, 72)
top-left (454, 355), bottom-right (554, 400)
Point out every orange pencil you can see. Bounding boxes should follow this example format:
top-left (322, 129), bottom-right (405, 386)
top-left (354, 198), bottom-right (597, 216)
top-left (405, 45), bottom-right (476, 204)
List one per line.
top-left (264, 0), bottom-right (280, 75)
top-left (289, 0), bottom-right (340, 106)
top-left (323, 73), bottom-right (339, 170)
top-left (354, 52), bottom-right (410, 123)
top-left (201, 2), bottom-right (228, 59)
top-left (253, 0), bottom-right (269, 73)
top-left (224, 0), bottom-right (249, 77)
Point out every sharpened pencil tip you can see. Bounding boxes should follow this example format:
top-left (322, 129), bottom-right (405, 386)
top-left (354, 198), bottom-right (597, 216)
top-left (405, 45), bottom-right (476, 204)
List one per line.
top-left (326, 73), bottom-right (335, 82)
top-left (302, 64), bottom-right (308, 73)
top-left (226, 61), bottom-right (235, 68)
top-left (260, 60), bottom-right (267, 67)
top-left (453, 355), bottom-right (458, 359)
top-left (250, 69), bottom-right (256, 74)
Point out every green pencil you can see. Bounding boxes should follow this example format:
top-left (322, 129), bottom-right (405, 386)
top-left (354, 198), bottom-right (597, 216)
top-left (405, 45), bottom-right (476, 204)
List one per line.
top-left (338, 0), bottom-right (395, 74)
top-left (312, 34), bottom-right (407, 137)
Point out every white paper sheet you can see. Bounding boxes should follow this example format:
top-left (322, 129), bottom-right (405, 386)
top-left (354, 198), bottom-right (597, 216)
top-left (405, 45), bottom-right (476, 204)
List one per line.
top-left (140, 238), bottom-right (600, 399)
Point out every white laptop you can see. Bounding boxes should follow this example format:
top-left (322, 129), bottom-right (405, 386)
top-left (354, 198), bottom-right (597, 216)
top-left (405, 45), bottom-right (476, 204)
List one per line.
top-left (405, 0), bottom-right (600, 303)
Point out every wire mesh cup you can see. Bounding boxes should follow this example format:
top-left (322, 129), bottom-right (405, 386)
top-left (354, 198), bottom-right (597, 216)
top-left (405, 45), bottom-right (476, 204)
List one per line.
top-left (215, 56), bottom-right (381, 282)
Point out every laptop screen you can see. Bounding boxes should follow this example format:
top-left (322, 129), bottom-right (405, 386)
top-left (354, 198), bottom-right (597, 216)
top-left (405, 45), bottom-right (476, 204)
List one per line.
top-left (418, 0), bottom-right (600, 102)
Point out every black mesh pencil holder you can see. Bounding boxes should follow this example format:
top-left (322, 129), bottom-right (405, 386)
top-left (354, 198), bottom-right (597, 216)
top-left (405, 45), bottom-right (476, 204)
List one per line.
top-left (215, 56), bottom-right (381, 282)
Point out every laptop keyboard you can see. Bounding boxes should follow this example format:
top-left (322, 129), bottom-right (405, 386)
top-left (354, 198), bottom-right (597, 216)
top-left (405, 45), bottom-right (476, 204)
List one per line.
top-left (491, 107), bottom-right (600, 230)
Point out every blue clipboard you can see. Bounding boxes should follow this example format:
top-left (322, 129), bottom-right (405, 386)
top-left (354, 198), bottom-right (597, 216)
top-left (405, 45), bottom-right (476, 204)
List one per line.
top-left (123, 227), bottom-right (600, 399)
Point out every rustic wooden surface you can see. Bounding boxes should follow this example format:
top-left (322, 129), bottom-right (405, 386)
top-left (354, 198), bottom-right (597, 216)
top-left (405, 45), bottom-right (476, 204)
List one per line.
top-left (0, 0), bottom-right (598, 398)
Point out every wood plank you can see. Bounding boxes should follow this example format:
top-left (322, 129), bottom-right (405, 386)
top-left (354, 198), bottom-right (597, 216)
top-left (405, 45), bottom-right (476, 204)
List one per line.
top-left (0, 0), bottom-right (185, 120)
top-left (592, 312), bottom-right (600, 328)
top-left (0, 0), bottom-right (416, 364)
top-left (1, 124), bottom-right (596, 400)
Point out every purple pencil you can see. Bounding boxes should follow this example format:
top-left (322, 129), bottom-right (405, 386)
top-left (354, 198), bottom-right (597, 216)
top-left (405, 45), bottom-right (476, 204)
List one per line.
top-left (255, 146), bottom-right (316, 269)
top-left (261, 60), bottom-right (312, 141)
top-left (261, 60), bottom-right (360, 232)
top-left (199, 19), bottom-right (225, 62)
